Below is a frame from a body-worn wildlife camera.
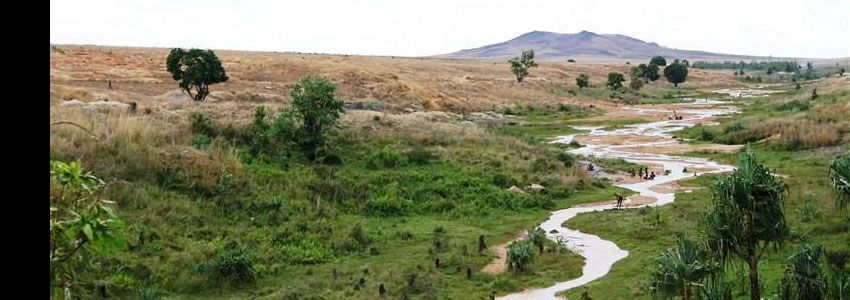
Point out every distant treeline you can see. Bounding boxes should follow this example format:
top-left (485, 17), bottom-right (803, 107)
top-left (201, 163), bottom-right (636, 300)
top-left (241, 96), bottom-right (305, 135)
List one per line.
top-left (691, 60), bottom-right (801, 72)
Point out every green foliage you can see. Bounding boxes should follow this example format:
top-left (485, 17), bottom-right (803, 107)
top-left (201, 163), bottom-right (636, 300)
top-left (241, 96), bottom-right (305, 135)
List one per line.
top-left (776, 100), bottom-right (812, 112)
top-left (648, 235), bottom-right (717, 300)
top-left (192, 134), bottom-right (212, 149)
top-left (723, 122), bottom-right (745, 134)
top-left (651, 56), bottom-right (667, 66)
top-left (366, 182), bottom-right (413, 217)
top-left (289, 75), bottom-right (345, 160)
top-left (506, 239), bottom-right (536, 273)
top-left (702, 151), bottom-right (789, 300)
top-left (606, 72), bottom-right (626, 90)
top-left (785, 244), bottom-right (826, 300)
top-left (830, 155), bottom-right (850, 210)
top-left (50, 160), bottom-right (125, 299)
top-left (509, 49), bottom-right (538, 82)
top-left (211, 247), bottom-right (258, 286)
top-left (557, 152), bottom-right (576, 167)
top-left (824, 250), bottom-right (850, 300)
top-left (166, 48), bottom-right (228, 101)
top-left (526, 227), bottom-right (546, 252)
top-left (576, 74), bottom-right (590, 89)
top-left (646, 63), bottom-right (661, 81)
top-left (135, 286), bottom-right (162, 300)
top-left (797, 201), bottom-right (820, 222)
top-left (189, 113), bottom-right (217, 137)
top-left (368, 147), bottom-right (408, 168)
top-left (812, 88), bottom-right (819, 100)
top-left (691, 60), bottom-right (798, 71)
top-left (663, 61), bottom-right (688, 87)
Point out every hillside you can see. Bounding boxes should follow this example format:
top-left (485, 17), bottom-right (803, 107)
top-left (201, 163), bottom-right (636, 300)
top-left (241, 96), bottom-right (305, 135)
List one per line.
top-left (437, 30), bottom-right (763, 61)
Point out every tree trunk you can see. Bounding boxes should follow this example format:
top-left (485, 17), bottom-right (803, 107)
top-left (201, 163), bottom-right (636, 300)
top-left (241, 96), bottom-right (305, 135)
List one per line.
top-left (748, 254), bottom-right (761, 300)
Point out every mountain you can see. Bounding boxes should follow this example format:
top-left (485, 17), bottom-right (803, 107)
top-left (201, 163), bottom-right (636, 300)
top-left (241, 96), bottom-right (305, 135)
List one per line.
top-left (436, 30), bottom-right (760, 61)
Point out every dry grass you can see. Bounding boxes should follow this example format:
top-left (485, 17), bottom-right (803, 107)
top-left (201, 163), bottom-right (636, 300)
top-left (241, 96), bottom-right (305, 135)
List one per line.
top-left (50, 44), bottom-right (739, 113)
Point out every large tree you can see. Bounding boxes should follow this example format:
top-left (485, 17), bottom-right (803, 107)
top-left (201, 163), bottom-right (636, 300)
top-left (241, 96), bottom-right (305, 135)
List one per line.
top-left (509, 49), bottom-right (538, 82)
top-left (166, 48), bottom-right (228, 101)
top-left (664, 60), bottom-right (689, 87)
top-left (651, 55), bottom-right (667, 66)
top-left (703, 151), bottom-right (790, 300)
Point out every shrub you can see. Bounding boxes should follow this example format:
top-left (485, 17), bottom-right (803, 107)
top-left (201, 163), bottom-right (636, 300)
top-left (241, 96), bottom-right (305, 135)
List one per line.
top-left (776, 100), bottom-right (811, 112)
top-left (350, 223), bottom-right (370, 248)
top-left (405, 148), bottom-right (437, 165)
top-left (797, 201), bottom-right (820, 221)
top-left (189, 113), bottom-right (217, 137)
top-left (723, 122), bottom-right (745, 134)
top-left (192, 134), bottom-right (212, 149)
top-left (212, 248), bottom-right (257, 285)
top-left (506, 240), bottom-right (536, 273)
top-left (368, 147), bottom-right (408, 168)
top-left (557, 152), bottom-right (576, 167)
top-left (509, 49), bottom-right (538, 82)
top-left (492, 173), bottom-right (516, 188)
top-left (699, 128), bottom-right (715, 141)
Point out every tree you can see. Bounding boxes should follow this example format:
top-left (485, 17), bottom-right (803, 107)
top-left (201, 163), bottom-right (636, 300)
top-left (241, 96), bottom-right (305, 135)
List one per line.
top-left (166, 48), bottom-right (228, 101)
top-left (506, 240), bottom-right (536, 273)
top-left (784, 245), bottom-right (826, 300)
top-left (682, 59), bottom-right (690, 68)
top-left (651, 56), bottom-right (667, 66)
top-left (767, 68), bottom-right (774, 75)
top-left (509, 49), bottom-right (538, 82)
top-left (829, 155), bottom-right (850, 210)
top-left (288, 75), bottom-right (345, 161)
top-left (606, 72), bottom-right (626, 90)
top-left (649, 235), bottom-right (717, 300)
top-left (526, 228), bottom-right (546, 253)
top-left (630, 65), bottom-right (647, 90)
top-left (703, 151), bottom-right (790, 300)
top-left (645, 63), bottom-right (661, 81)
top-left (576, 74), bottom-right (589, 90)
top-left (50, 160), bottom-right (125, 299)
top-left (664, 61), bottom-right (689, 87)
top-left (840, 68), bottom-right (846, 76)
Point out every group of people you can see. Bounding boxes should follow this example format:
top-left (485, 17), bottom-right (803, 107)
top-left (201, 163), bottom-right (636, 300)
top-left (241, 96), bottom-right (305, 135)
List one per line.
top-left (668, 110), bottom-right (683, 120)
top-left (631, 167), bottom-right (655, 180)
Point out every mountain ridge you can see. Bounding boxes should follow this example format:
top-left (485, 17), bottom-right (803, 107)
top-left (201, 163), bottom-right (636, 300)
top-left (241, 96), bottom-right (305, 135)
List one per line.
top-left (436, 30), bottom-right (766, 61)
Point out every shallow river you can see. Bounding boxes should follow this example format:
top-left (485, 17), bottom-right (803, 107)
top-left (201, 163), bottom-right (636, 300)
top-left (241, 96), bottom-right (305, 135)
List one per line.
top-left (497, 97), bottom-right (741, 300)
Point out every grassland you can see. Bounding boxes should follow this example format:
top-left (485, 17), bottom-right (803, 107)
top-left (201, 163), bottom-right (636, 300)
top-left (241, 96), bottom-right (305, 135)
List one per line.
top-left (50, 45), bottom-right (848, 300)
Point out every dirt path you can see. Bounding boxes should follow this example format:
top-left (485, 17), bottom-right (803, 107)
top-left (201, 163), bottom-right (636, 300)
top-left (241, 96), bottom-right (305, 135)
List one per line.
top-left (481, 231), bottom-right (527, 275)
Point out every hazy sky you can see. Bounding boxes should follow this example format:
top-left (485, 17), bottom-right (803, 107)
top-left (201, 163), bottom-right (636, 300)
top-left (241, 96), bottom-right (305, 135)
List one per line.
top-left (51, 0), bottom-right (850, 58)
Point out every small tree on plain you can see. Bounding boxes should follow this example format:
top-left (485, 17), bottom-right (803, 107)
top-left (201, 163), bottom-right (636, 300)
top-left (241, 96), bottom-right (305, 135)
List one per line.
top-left (509, 49), bottom-right (538, 83)
top-left (288, 75), bottom-right (345, 161)
top-left (576, 74), bottom-right (589, 90)
top-left (606, 72), bottom-right (626, 90)
top-left (645, 63), bottom-right (661, 82)
top-left (663, 61), bottom-right (688, 87)
top-left (166, 48), bottom-right (228, 101)
top-left (651, 56), bottom-right (667, 66)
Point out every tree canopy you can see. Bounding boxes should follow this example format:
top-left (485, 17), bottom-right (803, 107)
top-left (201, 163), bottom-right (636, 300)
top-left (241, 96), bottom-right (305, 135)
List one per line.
top-left (651, 56), bottom-right (667, 66)
top-left (509, 49), bottom-right (538, 82)
top-left (606, 72), bottom-right (626, 90)
top-left (166, 48), bottom-right (228, 101)
top-left (664, 61), bottom-right (689, 87)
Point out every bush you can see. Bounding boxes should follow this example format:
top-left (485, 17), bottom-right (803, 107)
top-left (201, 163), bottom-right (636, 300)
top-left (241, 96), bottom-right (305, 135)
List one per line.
top-left (212, 248), bottom-right (257, 285)
top-left (405, 148), bottom-right (437, 165)
top-left (723, 122), bottom-right (745, 134)
top-left (189, 113), bottom-right (217, 137)
top-left (506, 240), bottom-right (536, 273)
top-left (492, 173), bottom-right (516, 188)
top-left (192, 134), bottom-right (212, 149)
top-left (699, 128), bottom-right (715, 141)
top-left (368, 147), bottom-right (408, 168)
top-left (557, 152), bottom-right (576, 167)
top-left (776, 100), bottom-right (811, 112)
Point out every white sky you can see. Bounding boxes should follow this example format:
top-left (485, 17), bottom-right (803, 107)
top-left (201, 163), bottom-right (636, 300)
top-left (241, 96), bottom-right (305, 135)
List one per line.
top-left (51, 0), bottom-right (850, 58)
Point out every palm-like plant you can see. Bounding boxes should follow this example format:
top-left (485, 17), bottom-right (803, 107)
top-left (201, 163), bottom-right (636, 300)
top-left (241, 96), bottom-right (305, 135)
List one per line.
top-left (700, 277), bottom-right (733, 300)
top-left (825, 250), bottom-right (849, 300)
top-left (649, 235), bottom-right (717, 300)
top-left (830, 155), bottom-right (850, 210)
top-left (702, 151), bottom-right (789, 300)
top-left (527, 227), bottom-right (546, 253)
top-left (506, 239), bottom-right (536, 274)
top-left (785, 245), bottom-right (826, 300)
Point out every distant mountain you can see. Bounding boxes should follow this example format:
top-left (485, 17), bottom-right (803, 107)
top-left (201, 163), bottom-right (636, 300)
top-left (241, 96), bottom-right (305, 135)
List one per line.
top-left (436, 30), bottom-right (761, 61)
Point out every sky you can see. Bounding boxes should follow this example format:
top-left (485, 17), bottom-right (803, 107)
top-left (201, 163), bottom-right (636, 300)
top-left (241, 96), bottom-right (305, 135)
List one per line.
top-left (50, 0), bottom-right (850, 59)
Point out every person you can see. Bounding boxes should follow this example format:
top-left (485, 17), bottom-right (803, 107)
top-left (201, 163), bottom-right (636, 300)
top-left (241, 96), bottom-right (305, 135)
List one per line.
top-left (650, 171), bottom-right (656, 180)
top-left (614, 193), bottom-right (624, 209)
top-left (108, 79), bottom-right (113, 90)
top-left (587, 163), bottom-right (594, 171)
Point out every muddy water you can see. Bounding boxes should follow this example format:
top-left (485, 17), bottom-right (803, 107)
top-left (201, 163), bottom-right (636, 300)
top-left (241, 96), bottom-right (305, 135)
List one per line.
top-left (497, 99), bottom-right (739, 300)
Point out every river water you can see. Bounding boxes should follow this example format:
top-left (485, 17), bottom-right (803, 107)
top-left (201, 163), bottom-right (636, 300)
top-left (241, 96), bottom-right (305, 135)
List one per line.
top-left (497, 98), bottom-right (741, 300)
